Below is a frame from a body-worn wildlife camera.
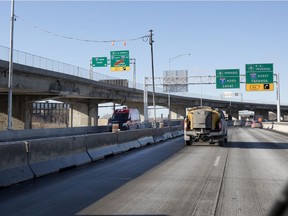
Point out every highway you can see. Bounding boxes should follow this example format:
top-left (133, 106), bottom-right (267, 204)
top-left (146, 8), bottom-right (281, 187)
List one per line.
top-left (0, 127), bottom-right (288, 216)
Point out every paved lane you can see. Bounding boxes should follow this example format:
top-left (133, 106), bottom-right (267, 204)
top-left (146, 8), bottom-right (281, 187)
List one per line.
top-left (1, 128), bottom-right (288, 216)
top-left (216, 127), bottom-right (288, 216)
top-left (78, 128), bottom-right (288, 216)
top-left (78, 141), bottom-right (228, 215)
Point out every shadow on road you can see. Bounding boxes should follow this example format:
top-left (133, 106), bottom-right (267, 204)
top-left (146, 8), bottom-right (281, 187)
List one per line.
top-left (226, 142), bottom-right (288, 149)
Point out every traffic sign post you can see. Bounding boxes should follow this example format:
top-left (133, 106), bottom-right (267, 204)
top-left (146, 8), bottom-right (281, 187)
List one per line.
top-left (216, 69), bottom-right (240, 89)
top-left (245, 63), bottom-right (274, 91)
top-left (110, 50), bottom-right (130, 71)
top-left (91, 57), bottom-right (107, 67)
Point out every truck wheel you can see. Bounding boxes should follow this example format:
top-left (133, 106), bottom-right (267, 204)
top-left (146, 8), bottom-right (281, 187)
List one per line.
top-left (219, 135), bottom-right (226, 147)
top-left (224, 134), bottom-right (228, 145)
top-left (219, 140), bottom-right (224, 147)
top-left (186, 137), bottom-right (193, 146)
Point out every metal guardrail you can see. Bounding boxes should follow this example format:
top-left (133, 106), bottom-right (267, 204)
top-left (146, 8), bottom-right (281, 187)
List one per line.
top-left (0, 45), bottom-right (145, 89)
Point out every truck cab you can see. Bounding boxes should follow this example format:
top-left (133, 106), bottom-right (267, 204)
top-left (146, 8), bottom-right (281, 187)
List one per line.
top-left (108, 107), bottom-right (141, 131)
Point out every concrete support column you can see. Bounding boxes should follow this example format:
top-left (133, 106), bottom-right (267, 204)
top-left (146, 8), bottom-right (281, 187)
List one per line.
top-left (0, 95), bottom-right (33, 130)
top-left (137, 106), bottom-right (145, 122)
top-left (222, 108), bottom-right (239, 120)
top-left (88, 102), bottom-right (98, 126)
top-left (24, 100), bottom-right (32, 129)
top-left (170, 107), bottom-right (185, 120)
top-left (0, 95), bottom-right (8, 130)
top-left (230, 110), bottom-right (239, 120)
top-left (69, 103), bottom-right (89, 127)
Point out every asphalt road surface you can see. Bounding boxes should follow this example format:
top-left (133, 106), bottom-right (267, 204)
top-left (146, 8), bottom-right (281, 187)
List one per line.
top-left (1, 127), bottom-right (288, 216)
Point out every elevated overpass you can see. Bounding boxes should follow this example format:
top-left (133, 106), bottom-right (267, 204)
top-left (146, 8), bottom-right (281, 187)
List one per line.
top-left (0, 46), bottom-right (287, 130)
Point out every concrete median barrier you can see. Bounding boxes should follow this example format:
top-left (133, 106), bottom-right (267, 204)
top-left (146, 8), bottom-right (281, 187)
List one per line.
top-left (153, 128), bottom-right (166, 143)
top-left (0, 141), bottom-right (34, 187)
top-left (117, 130), bottom-right (141, 152)
top-left (0, 127), bottom-right (183, 188)
top-left (164, 131), bottom-right (173, 139)
top-left (28, 135), bottom-right (91, 177)
top-left (263, 122), bottom-right (288, 135)
top-left (138, 136), bottom-right (155, 146)
top-left (171, 130), bottom-right (181, 137)
top-left (136, 128), bottom-right (156, 146)
top-left (0, 126), bottom-right (110, 142)
top-left (86, 132), bottom-right (121, 161)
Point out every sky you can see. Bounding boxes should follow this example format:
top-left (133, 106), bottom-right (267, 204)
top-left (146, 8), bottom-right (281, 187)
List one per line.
top-left (0, 0), bottom-right (288, 114)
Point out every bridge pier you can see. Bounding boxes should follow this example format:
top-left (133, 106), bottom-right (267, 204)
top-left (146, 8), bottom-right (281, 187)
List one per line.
top-left (0, 95), bottom-right (33, 130)
top-left (222, 108), bottom-right (239, 120)
top-left (69, 102), bottom-right (99, 127)
top-left (170, 106), bottom-right (185, 120)
top-left (88, 102), bottom-right (98, 126)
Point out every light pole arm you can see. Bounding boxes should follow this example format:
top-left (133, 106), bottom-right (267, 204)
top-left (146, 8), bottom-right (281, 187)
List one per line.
top-left (168, 53), bottom-right (190, 69)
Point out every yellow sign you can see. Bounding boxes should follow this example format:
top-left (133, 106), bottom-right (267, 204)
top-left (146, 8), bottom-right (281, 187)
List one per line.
top-left (246, 84), bottom-right (274, 91)
top-left (110, 66), bottom-right (130, 72)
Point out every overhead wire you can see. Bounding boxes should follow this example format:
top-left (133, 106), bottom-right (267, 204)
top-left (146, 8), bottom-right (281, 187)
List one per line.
top-left (14, 15), bottom-right (149, 44)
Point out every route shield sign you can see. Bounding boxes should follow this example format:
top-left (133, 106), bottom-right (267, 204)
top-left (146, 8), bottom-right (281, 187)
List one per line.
top-left (110, 50), bottom-right (130, 71)
top-left (245, 63), bottom-right (274, 91)
top-left (216, 69), bottom-right (240, 89)
top-left (92, 57), bottom-right (107, 67)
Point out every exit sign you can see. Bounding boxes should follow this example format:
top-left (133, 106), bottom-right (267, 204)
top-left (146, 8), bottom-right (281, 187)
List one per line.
top-left (245, 63), bottom-right (274, 91)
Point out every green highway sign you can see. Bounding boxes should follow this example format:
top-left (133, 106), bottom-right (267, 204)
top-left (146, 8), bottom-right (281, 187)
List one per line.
top-left (246, 63), bottom-right (273, 73)
top-left (216, 69), bottom-right (240, 89)
top-left (110, 50), bottom-right (130, 71)
top-left (246, 71), bottom-right (274, 83)
top-left (92, 57), bottom-right (107, 67)
top-left (245, 63), bottom-right (274, 91)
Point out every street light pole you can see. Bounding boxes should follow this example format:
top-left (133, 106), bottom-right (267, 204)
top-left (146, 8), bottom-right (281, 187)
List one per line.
top-left (276, 73), bottom-right (281, 122)
top-left (7, 0), bottom-right (15, 130)
top-left (167, 53), bottom-right (190, 125)
top-left (149, 29), bottom-right (157, 127)
top-left (168, 53), bottom-right (190, 70)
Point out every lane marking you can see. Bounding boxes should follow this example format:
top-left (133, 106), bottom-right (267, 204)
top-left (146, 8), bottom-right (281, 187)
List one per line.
top-left (214, 156), bottom-right (221, 167)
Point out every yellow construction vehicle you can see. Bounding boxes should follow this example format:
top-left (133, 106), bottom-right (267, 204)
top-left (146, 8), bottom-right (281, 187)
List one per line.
top-left (184, 106), bottom-right (227, 146)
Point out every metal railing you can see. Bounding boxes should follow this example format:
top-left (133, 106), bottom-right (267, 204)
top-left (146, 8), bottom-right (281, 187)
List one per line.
top-left (0, 45), bottom-right (146, 89)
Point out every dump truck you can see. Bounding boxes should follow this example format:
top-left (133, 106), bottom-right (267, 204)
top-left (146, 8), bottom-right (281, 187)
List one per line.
top-left (184, 106), bottom-right (227, 146)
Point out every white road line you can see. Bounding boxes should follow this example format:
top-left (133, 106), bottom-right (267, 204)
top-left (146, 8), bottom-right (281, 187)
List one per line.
top-left (214, 156), bottom-right (221, 167)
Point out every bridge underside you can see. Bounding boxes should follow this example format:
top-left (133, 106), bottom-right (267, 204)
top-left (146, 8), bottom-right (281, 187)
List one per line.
top-left (0, 60), bottom-right (287, 130)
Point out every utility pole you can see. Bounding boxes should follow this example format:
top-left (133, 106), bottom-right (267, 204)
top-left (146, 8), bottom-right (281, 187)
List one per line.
top-left (130, 58), bottom-right (136, 89)
top-left (7, 0), bottom-right (15, 130)
top-left (149, 29), bottom-right (156, 127)
top-left (276, 73), bottom-right (281, 122)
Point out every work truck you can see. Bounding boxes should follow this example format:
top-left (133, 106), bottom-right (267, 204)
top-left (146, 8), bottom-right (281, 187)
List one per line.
top-left (108, 107), bottom-right (141, 131)
top-left (184, 106), bottom-right (228, 146)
